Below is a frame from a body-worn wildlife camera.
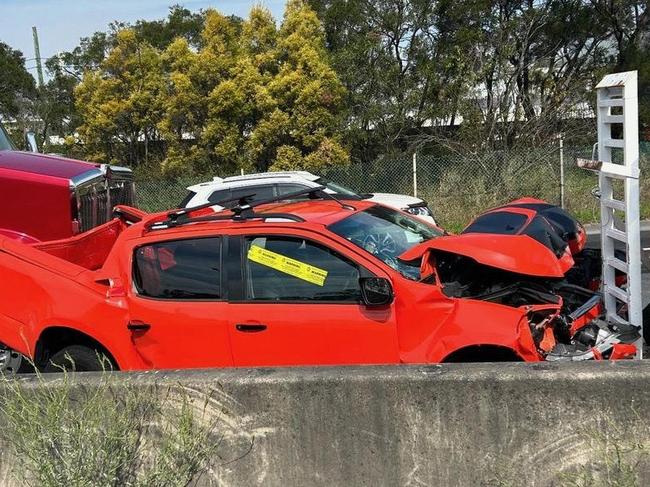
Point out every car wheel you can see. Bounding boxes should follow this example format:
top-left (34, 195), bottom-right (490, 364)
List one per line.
top-left (44, 345), bottom-right (113, 372)
top-left (0, 343), bottom-right (33, 375)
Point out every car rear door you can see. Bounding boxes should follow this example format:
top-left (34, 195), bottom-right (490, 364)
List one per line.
top-left (225, 231), bottom-right (400, 366)
top-left (125, 235), bottom-right (233, 369)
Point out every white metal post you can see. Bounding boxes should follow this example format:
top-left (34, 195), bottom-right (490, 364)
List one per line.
top-left (594, 71), bottom-right (643, 357)
top-left (412, 152), bottom-right (418, 197)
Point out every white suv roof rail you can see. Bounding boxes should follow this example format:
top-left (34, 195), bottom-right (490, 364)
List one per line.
top-left (218, 171), bottom-right (318, 184)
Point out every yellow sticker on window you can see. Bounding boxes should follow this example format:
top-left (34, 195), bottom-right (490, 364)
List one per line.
top-left (247, 244), bottom-right (328, 287)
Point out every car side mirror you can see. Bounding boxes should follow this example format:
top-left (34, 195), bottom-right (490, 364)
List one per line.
top-left (360, 277), bottom-right (394, 306)
top-left (24, 131), bottom-right (39, 153)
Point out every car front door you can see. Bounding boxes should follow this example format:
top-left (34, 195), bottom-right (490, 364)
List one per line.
top-left (226, 231), bottom-right (400, 366)
top-left (125, 235), bottom-right (233, 369)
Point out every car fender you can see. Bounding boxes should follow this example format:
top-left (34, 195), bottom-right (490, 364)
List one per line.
top-left (0, 312), bottom-right (33, 356)
top-left (34, 319), bottom-right (131, 369)
top-left (424, 299), bottom-right (541, 363)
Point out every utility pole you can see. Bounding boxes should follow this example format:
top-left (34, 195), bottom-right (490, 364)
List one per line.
top-left (32, 26), bottom-right (44, 88)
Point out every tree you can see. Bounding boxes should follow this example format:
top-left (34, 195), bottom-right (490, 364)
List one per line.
top-left (0, 42), bottom-right (36, 120)
top-left (308, 0), bottom-right (465, 160)
top-left (263, 0), bottom-right (349, 171)
top-left (591, 0), bottom-right (649, 132)
top-left (158, 3), bottom-right (349, 174)
top-left (158, 10), bottom-right (242, 174)
top-left (133, 5), bottom-right (206, 50)
top-left (309, 0), bottom-right (629, 155)
top-left (75, 30), bottom-right (164, 165)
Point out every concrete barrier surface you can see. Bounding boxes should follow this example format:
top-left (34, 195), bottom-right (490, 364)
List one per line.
top-left (3, 361), bottom-right (650, 486)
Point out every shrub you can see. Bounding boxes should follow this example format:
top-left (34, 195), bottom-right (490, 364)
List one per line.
top-left (0, 367), bottom-right (224, 487)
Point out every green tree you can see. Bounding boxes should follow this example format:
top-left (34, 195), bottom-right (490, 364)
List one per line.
top-left (0, 42), bottom-right (36, 120)
top-left (159, 3), bottom-right (349, 174)
top-left (263, 0), bottom-right (349, 171)
top-left (158, 10), bottom-right (242, 174)
top-left (133, 4), bottom-right (207, 50)
top-left (591, 0), bottom-right (650, 132)
top-left (309, 0), bottom-right (622, 154)
top-left (206, 6), bottom-right (279, 173)
top-left (75, 29), bottom-right (164, 165)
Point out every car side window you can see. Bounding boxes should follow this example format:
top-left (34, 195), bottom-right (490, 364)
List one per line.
top-left (133, 237), bottom-right (222, 300)
top-left (244, 236), bottom-right (361, 302)
top-left (277, 183), bottom-right (309, 197)
top-left (207, 189), bottom-right (231, 205)
top-left (229, 185), bottom-right (276, 206)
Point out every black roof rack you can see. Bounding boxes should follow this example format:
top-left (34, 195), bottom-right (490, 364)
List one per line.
top-left (147, 212), bottom-right (306, 231)
top-left (146, 185), bottom-right (356, 231)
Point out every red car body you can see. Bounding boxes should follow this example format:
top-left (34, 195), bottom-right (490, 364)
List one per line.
top-left (0, 126), bottom-right (135, 242)
top-left (0, 198), bottom-right (636, 371)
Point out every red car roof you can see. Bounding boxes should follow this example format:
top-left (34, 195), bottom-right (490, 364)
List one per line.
top-left (140, 199), bottom-right (376, 234)
top-left (256, 199), bottom-right (377, 225)
top-left (0, 151), bottom-right (99, 180)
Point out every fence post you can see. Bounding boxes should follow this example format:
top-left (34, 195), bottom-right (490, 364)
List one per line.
top-left (558, 133), bottom-right (565, 209)
top-left (412, 152), bottom-right (418, 197)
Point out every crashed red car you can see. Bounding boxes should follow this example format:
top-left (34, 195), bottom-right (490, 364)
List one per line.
top-left (0, 189), bottom-right (638, 372)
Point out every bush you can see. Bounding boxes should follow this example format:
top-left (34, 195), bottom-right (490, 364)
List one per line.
top-left (0, 366), bottom-right (225, 487)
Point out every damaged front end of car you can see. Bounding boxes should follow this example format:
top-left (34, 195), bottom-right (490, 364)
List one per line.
top-left (400, 233), bottom-right (639, 362)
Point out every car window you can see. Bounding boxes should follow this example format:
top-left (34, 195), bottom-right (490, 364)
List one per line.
top-left (276, 183), bottom-right (309, 197)
top-left (244, 236), bottom-right (361, 302)
top-left (521, 215), bottom-right (568, 257)
top-left (462, 211), bottom-right (528, 235)
top-left (229, 185), bottom-right (276, 206)
top-left (314, 177), bottom-right (360, 198)
top-left (328, 205), bottom-right (442, 280)
top-left (207, 189), bottom-right (231, 205)
top-left (133, 237), bottom-right (221, 300)
top-left (0, 125), bottom-right (15, 151)
top-left (179, 190), bottom-right (197, 208)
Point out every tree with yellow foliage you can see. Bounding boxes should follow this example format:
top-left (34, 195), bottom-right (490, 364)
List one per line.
top-left (75, 2), bottom-right (349, 174)
top-left (75, 30), bottom-right (163, 165)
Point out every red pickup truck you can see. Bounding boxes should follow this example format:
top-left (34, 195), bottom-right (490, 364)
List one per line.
top-left (0, 189), bottom-right (637, 372)
top-left (0, 124), bottom-right (134, 243)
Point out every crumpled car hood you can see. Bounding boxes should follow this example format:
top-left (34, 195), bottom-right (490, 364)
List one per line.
top-left (399, 233), bottom-right (569, 278)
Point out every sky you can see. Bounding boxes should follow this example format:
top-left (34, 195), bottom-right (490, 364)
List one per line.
top-left (1, 0), bottom-right (285, 75)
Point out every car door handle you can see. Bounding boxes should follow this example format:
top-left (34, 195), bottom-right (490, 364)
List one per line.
top-left (235, 323), bottom-right (267, 333)
top-left (127, 321), bottom-right (151, 332)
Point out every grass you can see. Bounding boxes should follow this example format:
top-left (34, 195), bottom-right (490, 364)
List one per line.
top-left (559, 412), bottom-right (650, 487)
top-left (484, 408), bottom-right (650, 487)
top-left (0, 366), bottom-right (228, 487)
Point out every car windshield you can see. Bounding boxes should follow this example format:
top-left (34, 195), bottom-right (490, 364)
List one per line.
top-left (314, 177), bottom-right (360, 198)
top-left (0, 125), bottom-right (16, 151)
top-left (328, 205), bottom-right (443, 280)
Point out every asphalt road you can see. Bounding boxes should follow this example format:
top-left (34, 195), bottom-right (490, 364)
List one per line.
top-left (585, 225), bottom-right (650, 308)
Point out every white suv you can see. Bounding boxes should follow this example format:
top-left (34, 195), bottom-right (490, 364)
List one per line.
top-left (180, 171), bottom-right (437, 224)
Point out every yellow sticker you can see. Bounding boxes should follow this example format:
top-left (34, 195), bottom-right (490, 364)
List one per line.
top-left (247, 245), bottom-right (328, 286)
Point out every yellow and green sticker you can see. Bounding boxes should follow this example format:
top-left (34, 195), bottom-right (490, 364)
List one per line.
top-left (247, 245), bottom-right (328, 286)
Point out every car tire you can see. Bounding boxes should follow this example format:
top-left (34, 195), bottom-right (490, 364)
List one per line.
top-left (44, 345), bottom-right (113, 372)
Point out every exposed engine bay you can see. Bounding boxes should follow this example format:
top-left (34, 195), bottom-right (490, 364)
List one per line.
top-left (433, 251), bottom-right (639, 361)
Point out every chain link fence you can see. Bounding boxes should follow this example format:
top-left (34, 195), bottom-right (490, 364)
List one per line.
top-left (135, 142), bottom-right (650, 231)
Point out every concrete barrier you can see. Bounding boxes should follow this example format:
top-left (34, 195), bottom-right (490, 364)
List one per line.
top-left (4, 361), bottom-right (650, 486)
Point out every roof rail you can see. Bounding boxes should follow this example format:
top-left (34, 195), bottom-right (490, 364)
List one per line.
top-left (146, 185), bottom-right (355, 232)
top-left (147, 212), bottom-right (306, 231)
